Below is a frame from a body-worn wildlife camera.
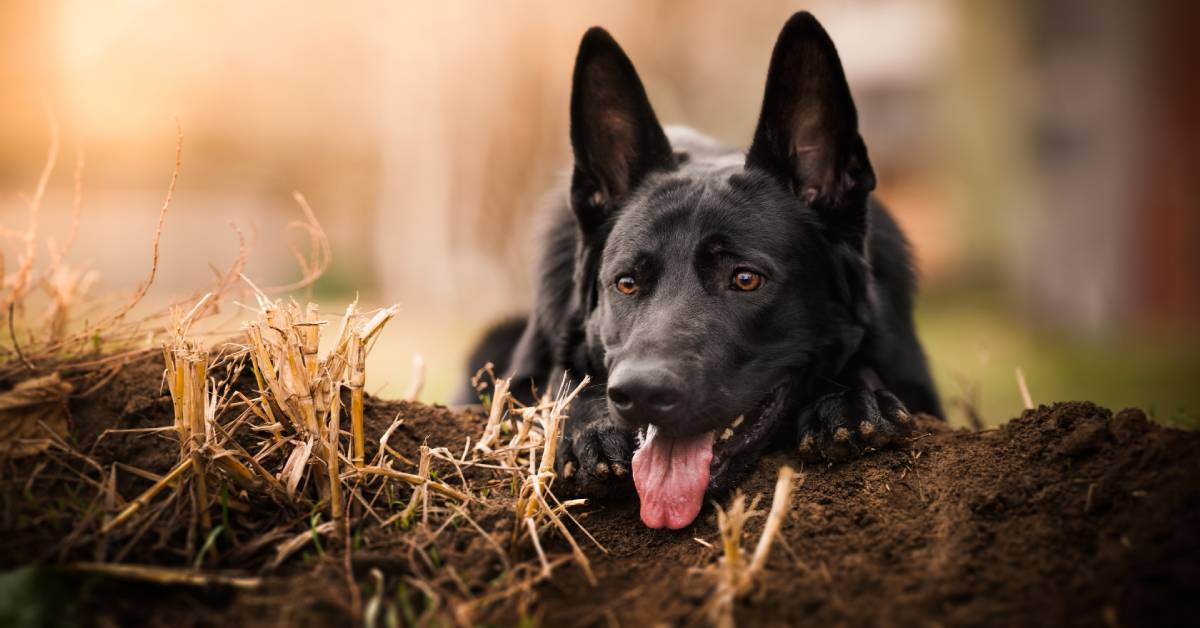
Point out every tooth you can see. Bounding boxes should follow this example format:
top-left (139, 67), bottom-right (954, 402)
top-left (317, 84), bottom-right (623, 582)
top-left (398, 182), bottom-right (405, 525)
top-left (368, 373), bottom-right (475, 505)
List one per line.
top-left (720, 428), bottom-right (734, 442)
top-left (731, 415), bottom-right (745, 428)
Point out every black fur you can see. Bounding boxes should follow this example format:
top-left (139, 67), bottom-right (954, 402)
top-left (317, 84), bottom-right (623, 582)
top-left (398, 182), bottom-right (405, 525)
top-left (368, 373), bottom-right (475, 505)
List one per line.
top-left (463, 12), bottom-right (942, 498)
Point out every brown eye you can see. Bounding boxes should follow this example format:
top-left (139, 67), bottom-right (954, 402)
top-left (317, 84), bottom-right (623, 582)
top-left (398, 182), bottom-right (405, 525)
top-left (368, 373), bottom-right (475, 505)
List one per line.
top-left (731, 270), bottom-right (764, 292)
top-left (616, 276), bottom-right (638, 295)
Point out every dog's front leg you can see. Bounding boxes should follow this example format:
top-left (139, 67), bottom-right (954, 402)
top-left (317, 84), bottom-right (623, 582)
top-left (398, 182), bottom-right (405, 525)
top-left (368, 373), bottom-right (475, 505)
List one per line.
top-left (555, 388), bottom-right (636, 495)
top-left (796, 367), bottom-right (917, 462)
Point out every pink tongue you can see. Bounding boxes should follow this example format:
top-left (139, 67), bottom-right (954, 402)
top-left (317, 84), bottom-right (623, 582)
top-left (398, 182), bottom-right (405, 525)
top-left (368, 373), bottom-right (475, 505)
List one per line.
top-left (631, 427), bottom-right (714, 529)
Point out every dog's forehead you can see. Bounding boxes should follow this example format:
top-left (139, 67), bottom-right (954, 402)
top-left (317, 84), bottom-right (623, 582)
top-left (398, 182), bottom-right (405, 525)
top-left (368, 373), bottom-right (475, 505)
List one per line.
top-left (608, 168), bottom-right (812, 257)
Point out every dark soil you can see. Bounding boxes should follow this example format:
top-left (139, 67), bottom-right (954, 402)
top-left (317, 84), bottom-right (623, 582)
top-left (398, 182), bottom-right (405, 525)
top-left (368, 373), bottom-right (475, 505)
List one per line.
top-left (2, 352), bottom-right (1199, 627)
top-left (545, 403), bottom-right (1200, 628)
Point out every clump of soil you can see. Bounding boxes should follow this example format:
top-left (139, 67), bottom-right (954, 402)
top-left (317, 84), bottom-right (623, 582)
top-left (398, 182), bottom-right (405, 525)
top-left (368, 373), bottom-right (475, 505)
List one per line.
top-left (2, 353), bottom-right (1198, 627)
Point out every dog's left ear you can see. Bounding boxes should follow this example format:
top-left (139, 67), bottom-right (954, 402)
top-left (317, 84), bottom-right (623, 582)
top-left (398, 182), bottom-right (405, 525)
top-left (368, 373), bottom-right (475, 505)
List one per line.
top-left (746, 12), bottom-right (876, 247)
top-left (569, 27), bottom-right (674, 235)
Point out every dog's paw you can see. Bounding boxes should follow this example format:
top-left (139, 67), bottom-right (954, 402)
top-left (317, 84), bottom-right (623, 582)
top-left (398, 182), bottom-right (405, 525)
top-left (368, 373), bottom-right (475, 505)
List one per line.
top-left (796, 388), bottom-right (915, 462)
top-left (555, 415), bottom-right (635, 496)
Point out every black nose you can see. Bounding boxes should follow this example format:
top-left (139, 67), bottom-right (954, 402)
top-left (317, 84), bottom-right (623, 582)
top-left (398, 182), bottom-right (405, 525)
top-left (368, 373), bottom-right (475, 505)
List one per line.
top-left (607, 361), bottom-right (685, 425)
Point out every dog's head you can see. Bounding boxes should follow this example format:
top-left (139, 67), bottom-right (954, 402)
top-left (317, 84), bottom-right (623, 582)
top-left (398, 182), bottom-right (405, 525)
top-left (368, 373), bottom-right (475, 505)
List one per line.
top-left (568, 13), bottom-right (876, 528)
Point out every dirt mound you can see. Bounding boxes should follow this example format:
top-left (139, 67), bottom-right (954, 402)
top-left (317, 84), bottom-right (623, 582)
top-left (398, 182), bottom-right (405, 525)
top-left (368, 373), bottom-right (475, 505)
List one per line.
top-left (542, 403), bottom-right (1200, 627)
top-left (2, 353), bottom-right (1198, 627)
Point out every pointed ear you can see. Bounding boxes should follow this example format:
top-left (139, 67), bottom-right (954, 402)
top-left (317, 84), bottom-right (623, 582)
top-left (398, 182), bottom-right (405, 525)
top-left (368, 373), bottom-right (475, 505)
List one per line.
top-left (569, 27), bottom-right (674, 235)
top-left (746, 12), bottom-right (876, 246)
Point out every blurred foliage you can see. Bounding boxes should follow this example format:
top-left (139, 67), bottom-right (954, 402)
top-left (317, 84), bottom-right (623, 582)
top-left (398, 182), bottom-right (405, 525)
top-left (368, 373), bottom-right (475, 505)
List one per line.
top-left (918, 288), bottom-right (1200, 430)
top-left (0, 566), bottom-right (72, 628)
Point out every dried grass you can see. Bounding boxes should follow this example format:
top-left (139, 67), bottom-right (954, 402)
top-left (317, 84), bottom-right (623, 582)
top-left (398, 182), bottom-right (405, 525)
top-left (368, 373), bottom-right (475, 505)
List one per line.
top-left (54, 292), bottom-right (600, 623)
top-left (1, 121), bottom-right (606, 626)
top-left (0, 118), bottom-right (242, 387)
top-left (0, 372), bottom-right (72, 458)
top-left (1016, 367), bottom-right (1034, 410)
top-left (700, 466), bottom-right (800, 628)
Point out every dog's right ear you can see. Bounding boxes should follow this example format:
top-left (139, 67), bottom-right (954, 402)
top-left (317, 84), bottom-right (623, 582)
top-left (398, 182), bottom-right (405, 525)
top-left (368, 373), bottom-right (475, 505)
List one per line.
top-left (569, 27), bottom-right (674, 235)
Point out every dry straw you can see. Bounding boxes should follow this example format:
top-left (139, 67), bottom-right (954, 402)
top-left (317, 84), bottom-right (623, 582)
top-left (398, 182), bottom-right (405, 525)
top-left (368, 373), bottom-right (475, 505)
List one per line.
top-left (91, 292), bottom-right (602, 620)
top-left (0, 117), bottom-right (253, 390)
top-left (702, 465), bottom-right (800, 628)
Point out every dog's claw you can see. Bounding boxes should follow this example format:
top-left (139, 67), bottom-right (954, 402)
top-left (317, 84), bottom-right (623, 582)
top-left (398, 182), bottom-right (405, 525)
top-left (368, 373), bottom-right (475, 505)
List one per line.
top-left (799, 433), bottom-right (815, 455)
top-left (797, 388), bottom-right (912, 462)
top-left (857, 419), bottom-right (888, 449)
top-left (561, 461), bottom-right (576, 479)
top-left (827, 426), bottom-right (859, 460)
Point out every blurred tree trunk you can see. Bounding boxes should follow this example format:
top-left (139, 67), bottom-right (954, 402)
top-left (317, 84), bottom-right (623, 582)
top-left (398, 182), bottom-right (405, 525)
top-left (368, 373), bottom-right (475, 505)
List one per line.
top-left (1136, 0), bottom-right (1200, 328)
top-left (1024, 0), bottom-right (1140, 335)
top-left (1022, 0), bottom-right (1199, 334)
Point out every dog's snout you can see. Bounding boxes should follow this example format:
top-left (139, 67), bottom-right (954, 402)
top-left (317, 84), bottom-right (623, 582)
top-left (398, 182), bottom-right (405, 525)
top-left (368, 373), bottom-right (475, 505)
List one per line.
top-left (607, 361), bottom-right (686, 425)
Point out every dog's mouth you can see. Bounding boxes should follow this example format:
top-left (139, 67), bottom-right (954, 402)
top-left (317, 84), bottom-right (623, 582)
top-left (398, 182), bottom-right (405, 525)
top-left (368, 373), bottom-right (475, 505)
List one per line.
top-left (630, 384), bottom-right (787, 529)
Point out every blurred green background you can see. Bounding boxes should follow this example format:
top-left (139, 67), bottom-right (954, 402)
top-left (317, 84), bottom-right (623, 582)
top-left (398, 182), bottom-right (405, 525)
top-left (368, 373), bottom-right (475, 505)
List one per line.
top-left (2, 0), bottom-right (1197, 428)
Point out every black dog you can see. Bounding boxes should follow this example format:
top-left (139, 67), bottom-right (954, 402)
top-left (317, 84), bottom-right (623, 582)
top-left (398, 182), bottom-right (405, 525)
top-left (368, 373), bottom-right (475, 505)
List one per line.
top-left (463, 12), bottom-right (942, 529)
